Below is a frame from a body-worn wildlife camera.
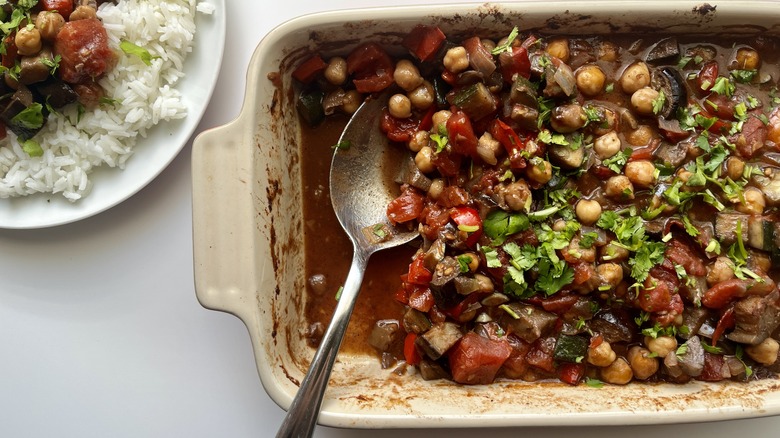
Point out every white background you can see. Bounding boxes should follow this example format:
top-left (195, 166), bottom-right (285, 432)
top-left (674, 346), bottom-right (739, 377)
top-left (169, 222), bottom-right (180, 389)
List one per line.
top-left (1, 0), bottom-right (779, 436)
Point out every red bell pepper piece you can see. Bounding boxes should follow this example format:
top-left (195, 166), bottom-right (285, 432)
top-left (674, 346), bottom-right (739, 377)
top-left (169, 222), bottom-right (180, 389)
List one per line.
top-left (450, 206), bottom-right (483, 247)
top-left (291, 54), bottom-right (327, 84)
top-left (407, 253), bottom-right (433, 285)
top-left (498, 45), bottom-right (531, 83)
top-left (558, 362), bottom-right (586, 386)
top-left (404, 333), bottom-right (421, 365)
top-left (402, 25), bottom-right (446, 62)
top-left (446, 110), bottom-right (478, 158)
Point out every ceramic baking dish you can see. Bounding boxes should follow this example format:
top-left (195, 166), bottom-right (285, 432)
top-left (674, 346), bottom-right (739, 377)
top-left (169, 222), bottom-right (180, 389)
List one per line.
top-left (192, 1), bottom-right (780, 428)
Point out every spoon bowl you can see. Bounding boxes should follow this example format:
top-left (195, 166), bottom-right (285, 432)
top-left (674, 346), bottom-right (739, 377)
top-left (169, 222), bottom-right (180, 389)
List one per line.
top-left (276, 93), bottom-right (419, 437)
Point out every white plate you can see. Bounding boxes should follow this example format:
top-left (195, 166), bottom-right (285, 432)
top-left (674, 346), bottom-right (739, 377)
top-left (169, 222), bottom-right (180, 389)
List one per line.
top-left (0, 0), bottom-right (226, 229)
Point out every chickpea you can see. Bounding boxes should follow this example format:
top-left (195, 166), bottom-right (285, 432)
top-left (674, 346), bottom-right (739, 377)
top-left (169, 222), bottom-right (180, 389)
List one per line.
top-left (69, 5), bottom-right (97, 21)
top-left (750, 249), bottom-right (772, 274)
top-left (597, 263), bottom-right (624, 289)
top-left (545, 37), bottom-right (570, 62)
top-left (35, 11), bottom-right (65, 42)
top-left (627, 346), bottom-right (659, 380)
top-left (594, 131), bottom-right (622, 159)
top-left (625, 125), bottom-right (656, 146)
top-left (550, 104), bottom-right (586, 133)
top-left (706, 256), bottom-right (736, 286)
top-left (644, 335), bottom-right (677, 358)
top-left (735, 187), bottom-right (765, 215)
top-left (474, 273), bottom-right (494, 292)
top-left (502, 180), bottom-right (532, 212)
top-left (341, 90), bottom-right (362, 114)
top-left (745, 338), bottom-right (779, 366)
top-left (388, 94), bottom-right (412, 119)
top-left (575, 199), bottom-right (602, 225)
top-left (630, 87), bottom-right (660, 116)
top-left (726, 156), bottom-right (745, 181)
top-left (575, 64), bottom-right (606, 97)
top-left (323, 57), bottom-right (347, 85)
top-left (598, 41), bottom-right (619, 62)
top-left (625, 160), bottom-right (656, 189)
top-left (566, 237), bottom-right (596, 263)
top-left (408, 130), bottom-right (429, 153)
top-left (443, 46), bottom-right (469, 73)
top-left (600, 357), bottom-right (633, 384)
top-left (600, 242), bottom-right (629, 262)
top-left (735, 47), bottom-right (760, 71)
top-left (415, 146), bottom-right (436, 173)
top-left (587, 341), bottom-right (617, 367)
top-left (477, 132), bottom-right (502, 166)
top-left (552, 219), bottom-right (568, 232)
top-left (460, 252), bottom-right (480, 272)
top-left (481, 38), bottom-right (497, 53)
top-left (408, 80), bottom-right (434, 110)
top-left (15, 26), bottom-right (41, 57)
top-left (605, 175), bottom-right (634, 200)
top-left (432, 110), bottom-right (452, 131)
top-left (428, 178), bottom-right (445, 199)
top-left (526, 157), bottom-right (553, 184)
top-left (394, 59), bottom-right (424, 92)
top-left (620, 61), bottom-right (651, 94)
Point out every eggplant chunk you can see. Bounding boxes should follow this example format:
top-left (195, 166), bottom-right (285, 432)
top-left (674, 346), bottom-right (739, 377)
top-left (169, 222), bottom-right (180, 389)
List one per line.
top-left (651, 67), bottom-right (687, 119)
top-left (368, 319), bottom-right (402, 352)
top-left (754, 171), bottom-right (780, 205)
top-left (500, 303), bottom-right (558, 343)
top-left (416, 322), bottom-right (462, 360)
top-left (548, 142), bottom-right (585, 169)
top-left (727, 291), bottom-right (780, 345)
top-left (430, 256), bottom-right (461, 288)
top-left (654, 140), bottom-right (688, 168)
top-left (645, 37), bottom-right (680, 64)
top-left (676, 335), bottom-right (705, 377)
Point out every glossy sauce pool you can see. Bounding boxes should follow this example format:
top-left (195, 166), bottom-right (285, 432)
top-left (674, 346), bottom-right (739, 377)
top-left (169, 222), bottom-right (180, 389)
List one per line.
top-left (300, 116), bottom-right (414, 356)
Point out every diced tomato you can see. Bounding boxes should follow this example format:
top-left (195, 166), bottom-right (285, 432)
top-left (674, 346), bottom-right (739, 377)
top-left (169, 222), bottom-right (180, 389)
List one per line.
top-left (402, 25), bottom-right (446, 62)
top-left (711, 306), bottom-right (735, 346)
top-left (380, 109), bottom-right (419, 143)
top-left (408, 287), bottom-right (435, 312)
top-left (500, 335), bottom-right (532, 379)
top-left (498, 46), bottom-right (531, 83)
top-left (569, 262), bottom-right (596, 286)
top-left (533, 292), bottom-right (580, 315)
top-left (450, 206), bottom-right (483, 247)
top-left (291, 54), bottom-right (327, 84)
top-left (432, 149), bottom-right (462, 177)
top-left (407, 253), bottom-right (433, 285)
top-left (55, 19), bottom-right (116, 84)
top-left (346, 42), bottom-right (395, 93)
top-left (393, 285), bottom-right (409, 305)
top-left (638, 271), bottom-right (675, 313)
top-left (438, 186), bottom-right (470, 208)
top-left (41, 0), bottom-right (73, 20)
top-left (558, 362), bottom-right (586, 386)
top-left (446, 292), bottom-right (486, 319)
top-left (418, 105), bottom-right (436, 132)
top-left (665, 238), bottom-right (707, 277)
top-left (386, 185), bottom-right (424, 224)
top-left (698, 352), bottom-right (728, 382)
top-left (446, 110), bottom-right (479, 158)
top-left (404, 333), bottom-right (421, 365)
top-left (629, 145), bottom-right (655, 162)
top-left (449, 333), bottom-right (512, 385)
top-left (526, 337), bottom-right (556, 374)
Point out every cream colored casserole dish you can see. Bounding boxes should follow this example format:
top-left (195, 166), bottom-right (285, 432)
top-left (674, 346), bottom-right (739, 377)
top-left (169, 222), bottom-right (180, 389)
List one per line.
top-left (192, 1), bottom-right (780, 428)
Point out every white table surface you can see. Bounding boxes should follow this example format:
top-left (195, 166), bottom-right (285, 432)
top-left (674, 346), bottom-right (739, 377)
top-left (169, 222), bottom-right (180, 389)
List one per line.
top-left (1, 0), bottom-right (779, 436)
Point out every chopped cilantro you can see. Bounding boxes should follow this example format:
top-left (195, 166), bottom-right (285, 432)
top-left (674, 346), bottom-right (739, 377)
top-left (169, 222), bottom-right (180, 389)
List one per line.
top-left (601, 148), bottom-right (632, 173)
top-left (332, 140), bottom-right (351, 150)
top-left (483, 210), bottom-right (530, 244)
top-left (491, 26), bottom-right (519, 55)
top-left (652, 90), bottom-right (666, 115)
top-left (21, 139), bottom-right (42, 157)
top-left (120, 40), bottom-right (157, 66)
top-left (730, 69), bottom-right (758, 83)
top-left (429, 133), bottom-right (448, 153)
top-left (710, 76), bottom-right (735, 97)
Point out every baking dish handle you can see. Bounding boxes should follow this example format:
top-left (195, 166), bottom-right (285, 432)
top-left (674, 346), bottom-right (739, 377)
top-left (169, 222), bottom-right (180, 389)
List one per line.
top-left (191, 118), bottom-right (256, 319)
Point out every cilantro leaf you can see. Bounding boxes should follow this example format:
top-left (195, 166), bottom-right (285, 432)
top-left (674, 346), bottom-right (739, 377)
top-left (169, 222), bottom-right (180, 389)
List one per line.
top-left (483, 210), bottom-right (530, 244)
top-left (120, 40), bottom-right (157, 66)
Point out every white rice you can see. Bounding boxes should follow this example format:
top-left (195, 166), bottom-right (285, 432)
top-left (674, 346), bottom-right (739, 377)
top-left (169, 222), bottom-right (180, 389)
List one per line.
top-left (0, 0), bottom-right (212, 201)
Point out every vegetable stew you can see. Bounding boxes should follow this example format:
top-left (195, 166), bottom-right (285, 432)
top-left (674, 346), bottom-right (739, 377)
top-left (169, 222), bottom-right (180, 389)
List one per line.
top-left (296, 26), bottom-right (780, 386)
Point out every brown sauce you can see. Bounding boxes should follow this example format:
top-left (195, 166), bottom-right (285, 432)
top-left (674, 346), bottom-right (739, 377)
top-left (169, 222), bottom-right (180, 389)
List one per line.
top-left (300, 117), bottom-right (414, 356)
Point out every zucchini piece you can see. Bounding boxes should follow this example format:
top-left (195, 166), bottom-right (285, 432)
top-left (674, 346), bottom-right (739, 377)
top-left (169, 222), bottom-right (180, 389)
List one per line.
top-left (510, 75), bottom-right (538, 108)
top-left (296, 90), bottom-right (324, 126)
top-left (452, 82), bottom-right (496, 121)
top-left (553, 334), bottom-right (588, 363)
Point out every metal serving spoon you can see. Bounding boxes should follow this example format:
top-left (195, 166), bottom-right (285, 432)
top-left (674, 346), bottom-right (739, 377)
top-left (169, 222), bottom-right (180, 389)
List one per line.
top-left (276, 93), bottom-right (419, 437)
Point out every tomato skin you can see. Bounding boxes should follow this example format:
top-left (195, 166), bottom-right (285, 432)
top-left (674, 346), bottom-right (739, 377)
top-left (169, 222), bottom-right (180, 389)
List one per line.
top-left (446, 111), bottom-right (478, 158)
top-left (698, 352), bottom-right (728, 382)
top-left (292, 54), bottom-right (327, 84)
top-left (2, 35), bottom-right (16, 69)
top-left (402, 25), bottom-right (446, 62)
top-left (41, 0), bottom-right (73, 20)
top-left (404, 333), bottom-right (421, 365)
top-left (346, 42), bottom-right (395, 93)
top-left (711, 306), bottom-right (735, 346)
top-left (696, 60), bottom-right (719, 93)
top-left (55, 19), bottom-right (115, 84)
top-left (449, 332), bottom-right (512, 385)
top-left (702, 278), bottom-right (748, 309)
top-left (665, 238), bottom-right (707, 277)
top-left (386, 185), bottom-right (424, 224)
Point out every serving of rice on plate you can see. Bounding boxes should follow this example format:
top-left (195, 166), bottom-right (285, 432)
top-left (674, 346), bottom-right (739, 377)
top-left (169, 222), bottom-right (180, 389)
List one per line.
top-left (0, 0), bottom-right (214, 202)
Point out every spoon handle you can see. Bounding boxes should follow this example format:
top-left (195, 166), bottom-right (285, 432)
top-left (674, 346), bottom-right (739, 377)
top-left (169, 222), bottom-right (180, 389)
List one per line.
top-left (276, 246), bottom-right (370, 438)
